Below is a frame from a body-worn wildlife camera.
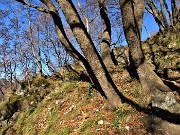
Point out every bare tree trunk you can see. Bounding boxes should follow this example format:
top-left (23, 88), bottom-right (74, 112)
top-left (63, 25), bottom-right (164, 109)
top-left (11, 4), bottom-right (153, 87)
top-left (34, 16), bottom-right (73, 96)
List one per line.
top-left (34, 0), bottom-right (122, 107)
top-left (146, 0), bottom-right (165, 32)
top-left (119, 0), bottom-right (170, 105)
top-left (146, 0), bottom-right (179, 32)
top-left (27, 10), bottom-right (43, 77)
top-left (98, 0), bottom-right (114, 69)
top-left (54, 0), bottom-right (122, 107)
top-left (76, 0), bottom-right (89, 32)
top-left (171, 0), bottom-right (180, 26)
top-left (163, 0), bottom-right (173, 27)
top-left (40, 0), bottom-right (99, 84)
top-left (160, 0), bottom-right (169, 29)
top-left (38, 47), bottom-right (43, 77)
top-left (128, 0), bottom-right (145, 78)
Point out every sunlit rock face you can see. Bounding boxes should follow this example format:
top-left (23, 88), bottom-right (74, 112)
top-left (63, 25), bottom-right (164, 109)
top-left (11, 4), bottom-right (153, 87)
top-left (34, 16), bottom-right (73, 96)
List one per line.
top-left (112, 46), bottom-right (129, 67)
top-left (142, 30), bottom-right (180, 84)
top-left (151, 91), bottom-right (180, 114)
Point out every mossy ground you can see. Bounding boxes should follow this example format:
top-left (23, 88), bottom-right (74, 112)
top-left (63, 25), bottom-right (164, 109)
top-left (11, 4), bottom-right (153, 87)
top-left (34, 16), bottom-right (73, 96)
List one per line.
top-left (0, 69), bottom-right (151, 135)
top-left (0, 28), bottom-right (179, 135)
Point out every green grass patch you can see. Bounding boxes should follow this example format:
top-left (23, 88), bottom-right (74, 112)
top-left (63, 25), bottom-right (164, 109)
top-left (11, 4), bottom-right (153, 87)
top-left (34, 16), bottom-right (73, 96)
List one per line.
top-left (111, 105), bottom-right (133, 129)
top-left (81, 119), bottom-right (96, 132)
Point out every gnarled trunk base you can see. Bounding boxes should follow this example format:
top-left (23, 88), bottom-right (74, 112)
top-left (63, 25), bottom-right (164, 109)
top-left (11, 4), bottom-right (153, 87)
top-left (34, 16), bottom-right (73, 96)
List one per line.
top-left (137, 62), bottom-right (172, 105)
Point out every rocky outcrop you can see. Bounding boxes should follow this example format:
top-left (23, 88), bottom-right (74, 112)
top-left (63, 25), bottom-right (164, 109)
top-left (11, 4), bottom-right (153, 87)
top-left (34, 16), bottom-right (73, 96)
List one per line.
top-left (112, 46), bottom-right (129, 67)
top-left (112, 29), bottom-right (180, 85)
top-left (0, 97), bottom-right (19, 127)
top-left (142, 29), bottom-right (180, 83)
top-left (112, 29), bottom-right (180, 117)
top-left (151, 91), bottom-right (180, 114)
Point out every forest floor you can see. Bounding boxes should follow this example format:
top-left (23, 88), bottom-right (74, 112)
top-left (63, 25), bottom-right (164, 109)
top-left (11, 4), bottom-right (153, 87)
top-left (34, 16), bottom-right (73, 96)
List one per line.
top-left (1, 67), bottom-right (179, 135)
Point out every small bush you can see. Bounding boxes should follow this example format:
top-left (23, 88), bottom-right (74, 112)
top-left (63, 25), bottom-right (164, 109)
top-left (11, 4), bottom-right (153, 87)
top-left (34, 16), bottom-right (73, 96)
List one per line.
top-left (20, 82), bottom-right (28, 90)
top-left (85, 84), bottom-right (93, 100)
top-left (0, 95), bottom-right (20, 121)
top-left (59, 127), bottom-right (70, 135)
top-left (66, 72), bottom-right (80, 81)
top-left (126, 76), bottom-right (132, 82)
top-left (32, 77), bottom-right (50, 87)
top-left (111, 106), bottom-right (133, 129)
top-left (111, 117), bottom-right (120, 129)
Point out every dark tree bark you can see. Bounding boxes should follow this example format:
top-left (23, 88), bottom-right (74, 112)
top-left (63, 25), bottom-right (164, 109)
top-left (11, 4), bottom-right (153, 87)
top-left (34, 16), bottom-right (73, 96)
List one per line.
top-left (171, 0), bottom-right (180, 26)
top-left (119, 0), bottom-right (171, 105)
top-left (55, 0), bottom-right (122, 107)
top-left (160, 0), bottom-right (169, 29)
top-left (98, 0), bottom-right (114, 69)
top-left (146, 0), bottom-right (179, 32)
top-left (39, 0), bottom-right (106, 96)
top-left (146, 0), bottom-right (165, 32)
top-left (14, 0), bottom-right (123, 107)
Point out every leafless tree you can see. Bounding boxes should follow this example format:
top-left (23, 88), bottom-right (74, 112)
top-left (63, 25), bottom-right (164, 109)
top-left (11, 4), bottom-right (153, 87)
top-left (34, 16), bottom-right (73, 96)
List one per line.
top-left (145, 0), bottom-right (180, 32)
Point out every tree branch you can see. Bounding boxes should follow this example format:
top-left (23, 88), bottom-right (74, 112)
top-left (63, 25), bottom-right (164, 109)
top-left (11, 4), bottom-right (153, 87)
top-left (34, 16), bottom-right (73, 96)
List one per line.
top-left (145, 6), bottom-right (153, 15)
top-left (76, 0), bottom-right (89, 32)
top-left (16, 0), bottom-right (49, 13)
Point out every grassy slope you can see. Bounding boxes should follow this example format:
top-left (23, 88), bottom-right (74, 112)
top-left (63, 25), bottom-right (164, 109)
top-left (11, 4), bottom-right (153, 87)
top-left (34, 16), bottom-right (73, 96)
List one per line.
top-left (1, 28), bottom-right (179, 135)
top-left (0, 68), bottom-right (150, 135)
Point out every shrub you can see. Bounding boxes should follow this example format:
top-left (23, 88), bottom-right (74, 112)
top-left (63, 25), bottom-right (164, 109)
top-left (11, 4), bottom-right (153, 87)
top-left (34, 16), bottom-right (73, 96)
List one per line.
top-left (32, 77), bottom-right (50, 87)
top-left (67, 72), bottom-right (80, 81)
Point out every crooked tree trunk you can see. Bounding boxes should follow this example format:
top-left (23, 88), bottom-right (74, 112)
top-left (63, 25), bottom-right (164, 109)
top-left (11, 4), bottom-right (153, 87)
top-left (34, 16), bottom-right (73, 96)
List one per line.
top-left (41, 0), bottom-right (105, 96)
top-left (55, 0), bottom-right (122, 107)
top-left (98, 0), bottom-right (114, 69)
top-left (119, 0), bottom-right (170, 105)
top-left (40, 0), bottom-right (122, 107)
top-left (163, 0), bottom-right (173, 27)
top-left (27, 11), bottom-right (44, 77)
top-left (160, 0), bottom-right (169, 29)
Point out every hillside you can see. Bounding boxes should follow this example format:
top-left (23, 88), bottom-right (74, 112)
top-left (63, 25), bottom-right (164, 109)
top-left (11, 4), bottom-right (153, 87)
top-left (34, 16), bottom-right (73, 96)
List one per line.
top-left (0, 29), bottom-right (180, 135)
top-left (142, 27), bottom-right (180, 85)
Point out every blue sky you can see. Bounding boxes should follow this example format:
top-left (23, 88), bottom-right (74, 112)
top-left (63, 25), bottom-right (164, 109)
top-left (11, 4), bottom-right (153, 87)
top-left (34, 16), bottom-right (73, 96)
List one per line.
top-left (0, 0), bottom-right (161, 45)
top-left (142, 12), bottom-right (159, 39)
top-left (0, 0), bottom-right (171, 77)
top-left (120, 12), bottom-right (159, 46)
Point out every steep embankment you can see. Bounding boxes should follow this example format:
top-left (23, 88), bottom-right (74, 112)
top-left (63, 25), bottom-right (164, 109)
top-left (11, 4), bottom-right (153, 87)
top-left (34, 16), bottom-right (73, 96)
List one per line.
top-left (1, 69), bottom-right (151, 135)
top-left (142, 27), bottom-right (180, 84)
top-left (113, 26), bottom-right (180, 88)
top-left (0, 27), bottom-right (180, 134)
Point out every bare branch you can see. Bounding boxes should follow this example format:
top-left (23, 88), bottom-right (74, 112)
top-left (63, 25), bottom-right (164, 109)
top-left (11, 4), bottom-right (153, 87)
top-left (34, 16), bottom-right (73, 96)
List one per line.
top-left (145, 6), bottom-right (153, 14)
top-left (76, 0), bottom-right (89, 32)
top-left (16, 0), bottom-right (49, 13)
